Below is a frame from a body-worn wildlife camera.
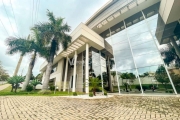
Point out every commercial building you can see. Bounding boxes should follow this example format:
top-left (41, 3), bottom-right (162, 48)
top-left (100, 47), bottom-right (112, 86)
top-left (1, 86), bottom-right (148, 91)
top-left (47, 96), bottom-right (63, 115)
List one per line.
top-left (40, 0), bottom-right (180, 94)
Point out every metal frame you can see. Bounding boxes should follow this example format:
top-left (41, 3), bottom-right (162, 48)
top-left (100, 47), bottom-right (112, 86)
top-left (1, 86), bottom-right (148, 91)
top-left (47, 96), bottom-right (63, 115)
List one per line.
top-left (123, 20), bottom-right (144, 94)
top-left (141, 10), bottom-right (178, 95)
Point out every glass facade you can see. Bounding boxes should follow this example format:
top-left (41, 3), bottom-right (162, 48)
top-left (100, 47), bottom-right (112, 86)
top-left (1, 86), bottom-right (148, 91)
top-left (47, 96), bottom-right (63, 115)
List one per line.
top-left (105, 13), bottom-right (176, 94)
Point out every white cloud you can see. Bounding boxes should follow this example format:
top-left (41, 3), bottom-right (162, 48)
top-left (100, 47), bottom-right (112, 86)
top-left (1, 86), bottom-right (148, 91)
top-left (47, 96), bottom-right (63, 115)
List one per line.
top-left (0, 0), bottom-right (109, 76)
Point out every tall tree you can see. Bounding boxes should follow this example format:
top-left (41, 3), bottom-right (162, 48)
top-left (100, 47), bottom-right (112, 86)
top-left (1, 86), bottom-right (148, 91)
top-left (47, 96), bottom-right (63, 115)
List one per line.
top-left (6, 29), bottom-right (47, 90)
top-left (111, 71), bottom-right (116, 85)
top-left (33, 10), bottom-right (71, 91)
top-left (160, 43), bottom-right (180, 67)
top-left (155, 65), bottom-right (169, 90)
top-left (0, 61), bottom-right (9, 81)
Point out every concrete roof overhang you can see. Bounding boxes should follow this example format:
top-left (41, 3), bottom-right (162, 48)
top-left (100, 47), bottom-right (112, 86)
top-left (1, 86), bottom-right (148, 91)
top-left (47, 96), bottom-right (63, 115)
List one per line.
top-left (86, 0), bottom-right (160, 35)
top-left (155, 15), bottom-right (180, 44)
top-left (156, 0), bottom-right (180, 45)
top-left (40, 23), bottom-right (105, 71)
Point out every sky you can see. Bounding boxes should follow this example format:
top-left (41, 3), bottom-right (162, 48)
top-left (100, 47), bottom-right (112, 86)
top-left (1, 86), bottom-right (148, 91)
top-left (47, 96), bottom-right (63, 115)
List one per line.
top-left (0, 0), bottom-right (109, 76)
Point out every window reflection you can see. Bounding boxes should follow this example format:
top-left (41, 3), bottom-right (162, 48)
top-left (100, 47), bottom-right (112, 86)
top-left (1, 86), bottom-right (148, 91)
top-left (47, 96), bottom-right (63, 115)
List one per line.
top-left (138, 65), bottom-right (174, 94)
top-left (105, 13), bottom-right (176, 94)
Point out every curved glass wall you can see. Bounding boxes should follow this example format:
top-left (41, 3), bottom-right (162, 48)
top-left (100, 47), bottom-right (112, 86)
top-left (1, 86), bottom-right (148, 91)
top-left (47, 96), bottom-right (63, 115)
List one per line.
top-left (106, 13), bottom-right (177, 94)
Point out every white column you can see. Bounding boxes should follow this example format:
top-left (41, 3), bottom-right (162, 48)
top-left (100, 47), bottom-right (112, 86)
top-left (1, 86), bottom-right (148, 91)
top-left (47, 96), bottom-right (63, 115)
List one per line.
top-left (72, 51), bottom-right (77, 92)
top-left (85, 43), bottom-right (89, 93)
top-left (63, 57), bottom-right (69, 91)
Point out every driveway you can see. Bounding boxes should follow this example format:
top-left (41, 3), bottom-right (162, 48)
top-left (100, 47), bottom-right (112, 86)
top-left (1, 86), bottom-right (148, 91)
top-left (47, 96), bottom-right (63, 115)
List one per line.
top-left (0, 95), bottom-right (179, 120)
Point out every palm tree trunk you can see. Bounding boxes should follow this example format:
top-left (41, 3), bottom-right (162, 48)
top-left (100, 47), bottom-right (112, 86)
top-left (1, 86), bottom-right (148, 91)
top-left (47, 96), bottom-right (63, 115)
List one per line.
top-left (21, 51), bottom-right (37, 91)
top-left (107, 57), bottom-right (113, 92)
top-left (42, 40), bottom-right (56, 90)
top-left (13, 55), bottom-right (23, 76)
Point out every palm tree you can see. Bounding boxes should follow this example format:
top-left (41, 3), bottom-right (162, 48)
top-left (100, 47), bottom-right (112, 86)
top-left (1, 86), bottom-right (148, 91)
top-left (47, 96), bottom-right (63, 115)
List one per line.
top-left (13, 55), bottom-right (23, 76)
top-left (111, 71), bottom-right (116, 85)
top-left (160, 43), bottom-right (180, 67)
top-left (6, 29), bottom-right (47, 91)
top-left (33, 10), bottom-right (71, 91)
top-left (89, 77), bottom-right (102, 96)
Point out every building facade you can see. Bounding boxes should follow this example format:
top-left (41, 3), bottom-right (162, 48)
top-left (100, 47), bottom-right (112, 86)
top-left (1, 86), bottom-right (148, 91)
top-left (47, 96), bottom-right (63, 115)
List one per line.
top-left (40, 0), bottom-right (180, 94)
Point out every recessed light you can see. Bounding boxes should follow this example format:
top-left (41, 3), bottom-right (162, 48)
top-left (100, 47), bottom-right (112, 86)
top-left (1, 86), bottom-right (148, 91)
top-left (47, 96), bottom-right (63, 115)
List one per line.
top-left (102, 20), bottom-right (108, 25)
top-left (137, 0), bottom-right (145, 4)
top-left (129, 2), bottom-right (137, 9)
top-left (97, 24), bottom-right (102, 28)
top-left (113, 12), bottom-right (120, 18)
top-left (107, 16), bottom-right (114, 21)
top-left (121, 7), bottom-right (128, 14)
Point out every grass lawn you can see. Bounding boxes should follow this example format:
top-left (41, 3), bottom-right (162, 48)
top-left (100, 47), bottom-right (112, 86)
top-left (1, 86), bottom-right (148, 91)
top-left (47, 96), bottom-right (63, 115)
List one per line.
top-left (0, 86), bottom-right (84, 96)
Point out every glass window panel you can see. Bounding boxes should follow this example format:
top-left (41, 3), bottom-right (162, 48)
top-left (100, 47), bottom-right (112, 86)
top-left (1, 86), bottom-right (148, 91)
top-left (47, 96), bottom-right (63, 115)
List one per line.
top-left (114, 49), bottom-right (132, 59)
top-left (133, 47), bottom-right (158, 56)
top-left (118, 69), bottom-right (141, 93)
top-left (131, 40), bottom-right (156, 49)
top-left (129, 32), bottom-right (153, 43)
top-left (111, 30), bottom-right (127, 44)
top-left (113, 42), bottom-right (130, 51)
top-left (134, 53), bottom-right (163, 68)
top-left (138, 65), bottom-right (174, 94)
top-left (116, 57), bottom-right (135, 71)
top-left (127, 22), bottom-right (149, 37)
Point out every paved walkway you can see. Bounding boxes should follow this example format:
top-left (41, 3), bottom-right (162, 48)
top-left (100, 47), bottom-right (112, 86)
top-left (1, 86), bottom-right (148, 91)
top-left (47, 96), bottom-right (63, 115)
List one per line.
top-left (0, 84), bottom-right (10, 91)
top-left (0, 95), bottom-right (180, 120)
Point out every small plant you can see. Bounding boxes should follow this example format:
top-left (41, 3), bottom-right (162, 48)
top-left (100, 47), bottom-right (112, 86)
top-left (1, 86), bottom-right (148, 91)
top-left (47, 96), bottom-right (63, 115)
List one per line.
top-left (73, 92), bottom-right (77, 96)
top-left (104, 92), bottom-right (107, 96)
top-left (49, 85), bottom-right (55, 91)
top-left (89, 92), bottom-right (93, 97)
top-left (7, 76), bottom-right (24, 93)
top-left (26, 84), bottom-right (33, 92)
top-left (30, 79), bottom-right (41, 90)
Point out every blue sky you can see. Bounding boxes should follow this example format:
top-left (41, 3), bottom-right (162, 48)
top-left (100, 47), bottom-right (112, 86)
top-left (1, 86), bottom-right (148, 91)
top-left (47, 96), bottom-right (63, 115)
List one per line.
top-left (0, 0), bottom-right (109, 76)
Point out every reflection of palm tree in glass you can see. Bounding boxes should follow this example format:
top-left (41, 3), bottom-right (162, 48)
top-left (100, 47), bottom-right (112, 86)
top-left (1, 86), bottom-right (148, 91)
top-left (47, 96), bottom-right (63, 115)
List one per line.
top-left (111, 71), bottom-right (116, 85)
top-left (120, 73), bottom-right (136, 92)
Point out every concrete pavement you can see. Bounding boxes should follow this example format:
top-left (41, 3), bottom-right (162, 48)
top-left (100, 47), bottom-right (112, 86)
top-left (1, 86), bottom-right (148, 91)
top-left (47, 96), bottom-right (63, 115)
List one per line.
top-left (0, 95), bottom-right (180, 120)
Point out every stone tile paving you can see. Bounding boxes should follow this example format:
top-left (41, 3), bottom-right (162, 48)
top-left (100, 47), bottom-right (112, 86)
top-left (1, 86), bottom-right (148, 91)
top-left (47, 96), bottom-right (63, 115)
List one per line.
top-left (0, 95), bottom-right (180, 120)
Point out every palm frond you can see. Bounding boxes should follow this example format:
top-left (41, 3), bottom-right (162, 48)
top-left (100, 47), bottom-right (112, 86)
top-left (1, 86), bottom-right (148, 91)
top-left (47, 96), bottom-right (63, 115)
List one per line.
top-left (47, 9), bottom-right (56, 25)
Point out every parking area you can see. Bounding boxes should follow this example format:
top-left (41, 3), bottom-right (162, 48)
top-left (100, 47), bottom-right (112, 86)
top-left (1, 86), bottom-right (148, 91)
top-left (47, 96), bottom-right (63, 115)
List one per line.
top-left (0, 95), bottom-right (180, 120)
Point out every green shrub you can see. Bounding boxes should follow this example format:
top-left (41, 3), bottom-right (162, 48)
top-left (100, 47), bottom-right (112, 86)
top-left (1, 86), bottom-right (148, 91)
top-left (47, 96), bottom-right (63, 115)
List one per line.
top-left (73, 92), bottom-right (77, 96)
top-left (149, 85), bottom-right (158, 89)
top-left (104, 92), bottom-right (107, 96)
top-left (169, 90), bottom-right (173, 93)
top-left (166, 90), bottom-right (168, 93)
top-left (38, 90), bottom-right (52, 95)
top-left (49, 86), bottom-right (55, 91)
top-left (89, 92), bottom-right (93, 97)
top-left (135, 85), bottom-right (141, 91)
top-left (26, 84), bottom-right (33, 92)
top-left (142, 86), bottom-right (148, 91)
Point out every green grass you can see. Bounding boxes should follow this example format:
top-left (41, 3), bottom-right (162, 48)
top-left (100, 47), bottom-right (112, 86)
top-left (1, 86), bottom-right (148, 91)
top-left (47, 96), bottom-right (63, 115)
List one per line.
top-left (0, 86), bottom-right (84, 96)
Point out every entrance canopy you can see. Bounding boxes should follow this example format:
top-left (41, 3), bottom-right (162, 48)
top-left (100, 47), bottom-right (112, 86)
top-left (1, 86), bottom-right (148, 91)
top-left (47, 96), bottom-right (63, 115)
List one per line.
top-left (40, 23), bottom-right (105, 71)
